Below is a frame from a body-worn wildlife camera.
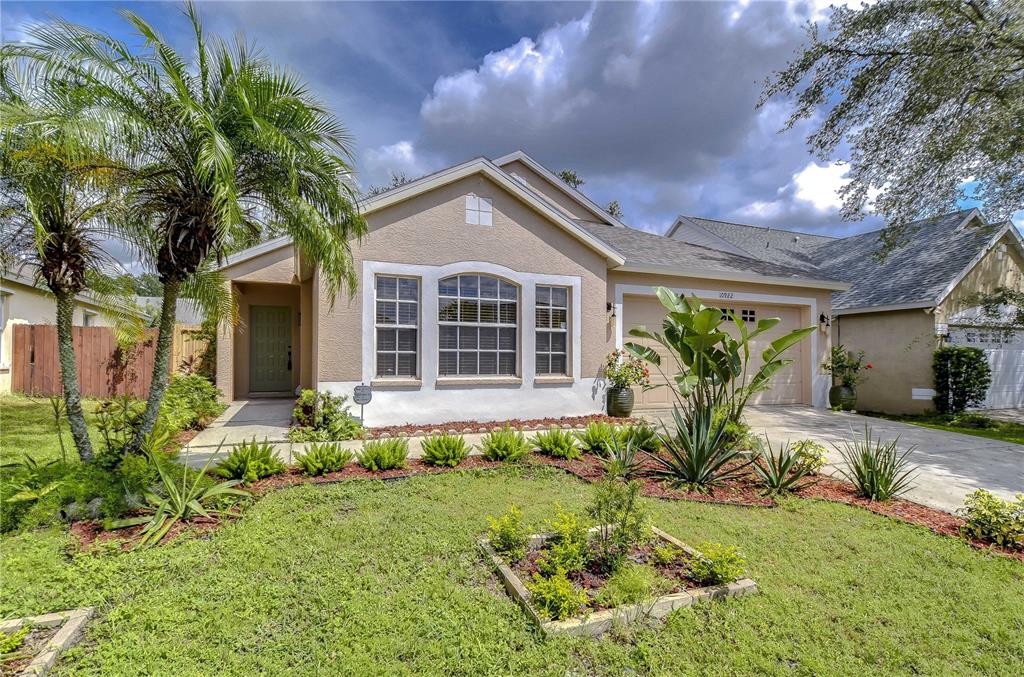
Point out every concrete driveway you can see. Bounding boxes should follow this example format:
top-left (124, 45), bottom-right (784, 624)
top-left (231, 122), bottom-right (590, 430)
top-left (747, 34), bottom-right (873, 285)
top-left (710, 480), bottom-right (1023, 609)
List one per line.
top-left (649, 405), bottom-right (1022, 514)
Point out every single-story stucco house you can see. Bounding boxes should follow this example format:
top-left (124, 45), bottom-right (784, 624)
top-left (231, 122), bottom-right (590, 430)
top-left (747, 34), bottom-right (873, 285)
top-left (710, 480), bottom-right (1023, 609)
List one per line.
top-left (0, 271), bottom-right (118, 393)
top-left (668, 209), bottom-right (1024, 413)
top-left (216, 151), bottom-right (847, 426)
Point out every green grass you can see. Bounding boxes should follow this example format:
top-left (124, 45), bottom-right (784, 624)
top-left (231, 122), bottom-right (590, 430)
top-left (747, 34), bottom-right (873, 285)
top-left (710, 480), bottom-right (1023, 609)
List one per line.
top-left (1, 467), bottom-right (1022, 675)
top-left (0, 395), bottom-right (105, 465)
top-left (864, 411), bottom-right (1024, 445)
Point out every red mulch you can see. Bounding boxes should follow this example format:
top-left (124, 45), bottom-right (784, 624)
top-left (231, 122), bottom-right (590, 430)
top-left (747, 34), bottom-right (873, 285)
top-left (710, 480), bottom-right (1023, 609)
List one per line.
top-left (1, 625), bottom-right (60, 674)
top-left (70, 514), bottom-right (226, 552)
top-left (362, 414), bottom-right (640, 438)
top-left (71, 451), bottom-right (1023, 562)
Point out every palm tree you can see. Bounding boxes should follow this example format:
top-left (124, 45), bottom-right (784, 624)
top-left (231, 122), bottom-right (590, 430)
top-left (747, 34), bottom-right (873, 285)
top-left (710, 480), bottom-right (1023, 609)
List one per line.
top-left (10, 3), bottom-right (367, 451)
top-left (0, 60), bottom-right (141, 462)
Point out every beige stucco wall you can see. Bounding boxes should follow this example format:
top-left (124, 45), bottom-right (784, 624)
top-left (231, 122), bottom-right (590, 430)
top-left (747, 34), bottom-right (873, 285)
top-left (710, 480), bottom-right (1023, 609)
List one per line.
top-left (317, 173), bottom-right (610, 383)
top-left (833, 308), bottom-right (938, 414)
top-left (498, 159), bottom-right (597, 222)
top-left (607, 270), bottom-right (834, 406)
top-left (0, 277), bottom-right (115, 393)
top-left (937, 230), bottom-right (1024, 323)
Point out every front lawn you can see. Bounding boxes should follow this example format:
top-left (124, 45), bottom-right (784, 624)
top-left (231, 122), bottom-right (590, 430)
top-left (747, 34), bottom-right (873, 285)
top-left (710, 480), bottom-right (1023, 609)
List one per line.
top-left (863, 411), bottom-right (1024, 445)
top-left (0, 395), bottom-right (104, 465)
top-left (2, 468), bottom-right (1022, 675)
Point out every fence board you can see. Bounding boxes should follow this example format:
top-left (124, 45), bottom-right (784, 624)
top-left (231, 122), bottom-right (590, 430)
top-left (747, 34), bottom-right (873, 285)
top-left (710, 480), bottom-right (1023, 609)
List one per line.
top-left (171, 324), bottom-right (208, 372)
top-left (10, 325), bottom-right (167, 399)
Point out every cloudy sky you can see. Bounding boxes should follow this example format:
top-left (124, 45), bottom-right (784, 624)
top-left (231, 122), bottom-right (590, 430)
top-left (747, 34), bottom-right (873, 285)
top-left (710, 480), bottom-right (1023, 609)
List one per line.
top-left (5, 0), bottom-right (1010, 240)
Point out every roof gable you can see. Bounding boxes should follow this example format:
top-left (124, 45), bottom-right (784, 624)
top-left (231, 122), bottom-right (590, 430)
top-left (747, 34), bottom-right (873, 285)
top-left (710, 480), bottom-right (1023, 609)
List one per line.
top-left (492, 151), bottom-right (628, 229)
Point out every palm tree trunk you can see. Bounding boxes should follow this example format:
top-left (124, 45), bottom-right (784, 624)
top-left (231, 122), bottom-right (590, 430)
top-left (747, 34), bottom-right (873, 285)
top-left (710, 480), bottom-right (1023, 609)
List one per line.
top-left (55, 292), bottom-right (94, 461)
top-left (129, 277), bottom-right (181, 453)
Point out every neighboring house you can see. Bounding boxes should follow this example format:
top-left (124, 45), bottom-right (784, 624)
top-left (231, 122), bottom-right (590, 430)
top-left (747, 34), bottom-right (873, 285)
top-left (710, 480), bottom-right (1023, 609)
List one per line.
top-left (136, 296), bottom-right (206, 325)
top-left (216, 151), bottom-right (846, 426)
top-left (0, 271), bottom-right (117, 393)
top-left (668, 209), bottom-right (1024, 413)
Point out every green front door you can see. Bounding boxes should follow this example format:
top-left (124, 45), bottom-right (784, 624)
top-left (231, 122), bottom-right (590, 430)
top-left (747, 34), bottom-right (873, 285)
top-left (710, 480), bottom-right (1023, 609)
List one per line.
top-left (249, 305), bottom-right (293, 393)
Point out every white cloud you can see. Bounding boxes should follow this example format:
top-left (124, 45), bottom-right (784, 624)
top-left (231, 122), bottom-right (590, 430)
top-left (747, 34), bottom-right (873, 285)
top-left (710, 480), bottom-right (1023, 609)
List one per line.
top-left (362, 141), bottom-right (438, 189)
top-left (793, 161), bottom-right (849, 211)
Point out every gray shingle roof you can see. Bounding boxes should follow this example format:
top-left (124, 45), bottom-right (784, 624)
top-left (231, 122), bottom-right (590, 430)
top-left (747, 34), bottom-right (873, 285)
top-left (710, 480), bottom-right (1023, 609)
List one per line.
top-left (680, 217), bottom-right (835, 270)
top-left (576, 221), bottom-right (841, 282)
top-left (674, 209), bottom-right (1007, 312)
top-left (811, 211), bottom-right (1001, 311)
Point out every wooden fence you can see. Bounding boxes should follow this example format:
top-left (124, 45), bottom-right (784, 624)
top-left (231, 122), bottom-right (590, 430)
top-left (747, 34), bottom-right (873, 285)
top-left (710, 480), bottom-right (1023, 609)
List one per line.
top-left (9, 323), bottom-right (207, 399)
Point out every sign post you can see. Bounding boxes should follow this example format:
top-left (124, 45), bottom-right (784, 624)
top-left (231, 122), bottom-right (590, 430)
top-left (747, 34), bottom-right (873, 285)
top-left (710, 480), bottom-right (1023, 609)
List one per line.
top-left (353, 383), bottom-right (372, 424)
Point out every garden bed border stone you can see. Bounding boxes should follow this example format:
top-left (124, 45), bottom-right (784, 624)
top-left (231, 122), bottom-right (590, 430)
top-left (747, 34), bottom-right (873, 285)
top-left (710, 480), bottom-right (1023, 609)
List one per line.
top-left (481, 526), bottom-right (757, 638)
top-left (0, 607), bottom-right (94, 676)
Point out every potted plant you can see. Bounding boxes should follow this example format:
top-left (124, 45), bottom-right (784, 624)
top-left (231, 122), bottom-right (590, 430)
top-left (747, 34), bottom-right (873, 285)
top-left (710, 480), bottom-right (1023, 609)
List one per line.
top-left (603, 350), bottom-right (650, 417)
top-left (821, 345), bottom-right (872, 411)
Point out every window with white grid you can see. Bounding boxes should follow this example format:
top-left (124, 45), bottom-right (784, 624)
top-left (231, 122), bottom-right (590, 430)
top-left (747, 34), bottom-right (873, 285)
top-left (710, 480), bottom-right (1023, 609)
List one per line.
top-left (375, 275), bottom-right (419, 377)
top-left (536, 285), bottom-right (569, 375)
top-left (465, 194), bottom-right (493, 225)
top-left (741, 308), bottom-right (756, 322)
top-left (438, 274), bottom-right (517, 376)
top-left (720, 307), bottom-right (736, 322)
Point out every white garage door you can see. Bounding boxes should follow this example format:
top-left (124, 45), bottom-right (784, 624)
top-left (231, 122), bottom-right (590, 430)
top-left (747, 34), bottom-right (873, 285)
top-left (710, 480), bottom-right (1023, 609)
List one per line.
top-left (948, 327), bottom-right (1024, 409)
top-left (621, 295), bottom-right (806, 409)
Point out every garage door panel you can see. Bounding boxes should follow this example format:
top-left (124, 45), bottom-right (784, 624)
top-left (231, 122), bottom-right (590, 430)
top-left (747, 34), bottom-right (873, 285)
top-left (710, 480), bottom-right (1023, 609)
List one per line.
top-left (949, 328), bottom-right (1024, 409)
top-left (623, 295), bottom-right (805, 408)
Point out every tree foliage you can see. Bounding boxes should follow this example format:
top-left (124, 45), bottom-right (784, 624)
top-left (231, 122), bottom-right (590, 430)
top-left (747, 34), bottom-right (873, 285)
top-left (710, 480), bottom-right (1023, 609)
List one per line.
top-left (367, 171), bottom-right (412, 197)
top-left (762, 0), bottom-right (1024, 254)
top-left (556, 169), bottom-right (584, 189)
top-left (932, 345), bottom-right (992, 414)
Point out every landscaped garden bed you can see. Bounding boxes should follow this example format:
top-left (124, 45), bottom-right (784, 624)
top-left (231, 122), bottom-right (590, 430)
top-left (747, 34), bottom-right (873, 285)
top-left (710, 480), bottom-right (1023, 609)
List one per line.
top-left (0, 608), bottom-right (93, 676)
top-left (483, 525), bottom-right (757, 637)
top-left (366, 413), bottom-right (642, 438)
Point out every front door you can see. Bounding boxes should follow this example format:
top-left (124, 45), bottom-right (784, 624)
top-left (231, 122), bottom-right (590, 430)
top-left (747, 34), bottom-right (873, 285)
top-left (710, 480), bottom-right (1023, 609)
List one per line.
top-left (249, 305), bottom-right (293, 394)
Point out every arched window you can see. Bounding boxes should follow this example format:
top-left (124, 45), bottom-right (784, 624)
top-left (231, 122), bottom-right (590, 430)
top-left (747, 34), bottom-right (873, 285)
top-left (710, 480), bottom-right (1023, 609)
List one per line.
top-left (438, 274), bottom-right (517, 376)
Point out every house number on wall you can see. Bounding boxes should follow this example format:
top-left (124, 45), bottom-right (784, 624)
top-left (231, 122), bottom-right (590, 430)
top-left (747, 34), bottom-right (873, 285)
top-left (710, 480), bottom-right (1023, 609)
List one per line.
top-left (718, 292), bottom-right (735, 299)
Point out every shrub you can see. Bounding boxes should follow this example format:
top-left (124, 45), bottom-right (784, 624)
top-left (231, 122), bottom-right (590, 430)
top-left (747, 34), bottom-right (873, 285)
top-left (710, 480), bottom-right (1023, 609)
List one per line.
top-left (537, 506), bottom-right (590, 576)
top-left (161, 374), bottom-right (223, 431)
top-left (652, 543), bottom-right (680, 566)
top-left (294, 442), bottom-right (353, 476)
top-left (486, 504), bottom-right (529, 561)
top-left (532, 428), bottom-right (581, 460)
top-left (834, 426), bottom-right (917, 501)
top-left (619, 423), bottom-right (660, 453)
top-left (791, 439), bottom-right (828, 475)
top-left (600, 435), bottom-right (644, 480)
top-left (588, 478), bottom-right (648, 572)
top-left (288, 389), bottom-right (363, 441)
top-left (752, 439), bottom-right (816, 496)
top-left (948, 412), bottom-right (997, 429)
top-left (689, 542), bottom-right (747, 585)
top-left (651, 406), bottom-right (752, 491)
top-left (957, 490), bottom-right (1024, 550)
top-left (932, 346), bottom-right (992, 414)
top-left (215, 439), bottom-right (286, 484)
top-left (711, 407), bottom-right (758, 451)
top-left (576, 422), bottom-right (616, 454)
top-left (596, 564), bottom-right (670, 607)
top-left (358, 438), bottom-right (409, 471)
top-left (480, 426), bottom-right (531, 462)
top-left (526, 571), bottom-right (589, 620)
top-left (420, 433), bottom-right (470, 467)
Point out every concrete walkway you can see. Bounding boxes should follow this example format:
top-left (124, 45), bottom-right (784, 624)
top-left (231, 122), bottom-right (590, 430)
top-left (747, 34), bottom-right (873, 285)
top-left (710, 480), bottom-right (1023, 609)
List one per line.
top-left (647, 405), bottom-right (1023, 513)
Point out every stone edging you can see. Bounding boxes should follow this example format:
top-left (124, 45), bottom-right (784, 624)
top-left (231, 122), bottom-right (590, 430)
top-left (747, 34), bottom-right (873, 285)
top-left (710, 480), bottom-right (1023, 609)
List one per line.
top-left (481, 526), bottom-right (757, 638)
top-left (0, 608), bottom-right (94, 677)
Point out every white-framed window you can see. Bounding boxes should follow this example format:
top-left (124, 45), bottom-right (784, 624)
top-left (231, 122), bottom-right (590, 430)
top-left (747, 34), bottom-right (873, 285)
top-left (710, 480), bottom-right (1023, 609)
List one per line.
top-left (741, 308), bottom-right (756, 322)
top-left (536, 285), bottom-right (569, 375)
top-left (465, 194), bottom-right (493, 226)
top-left (375, 275), bottom-right (419, 378)
top-left (82, 310), bottom-right (97, 327)
top-left (438, 274), bottom-right (517, 376)
top-left (719, 307), bottom-right (736, 322)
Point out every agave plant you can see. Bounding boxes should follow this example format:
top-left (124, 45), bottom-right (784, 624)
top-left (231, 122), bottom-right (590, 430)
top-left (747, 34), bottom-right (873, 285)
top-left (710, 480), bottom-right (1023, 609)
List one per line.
top-left (834, 426), bottom-right (917, 501)
top-left (751, 438), bottom-right (817, 496)
top-left (600, 435), bottom-right (645, 480)
top-left (111, 444), bottom-right (248, 549)
top-left (649, 405), bottom-right (751, 491)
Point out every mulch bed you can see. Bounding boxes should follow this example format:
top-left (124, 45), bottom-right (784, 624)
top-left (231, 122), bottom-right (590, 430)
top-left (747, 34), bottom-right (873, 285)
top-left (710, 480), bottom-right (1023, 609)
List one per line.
top-left (70, 514), bottom-right (225, 552)
top-left (361, 414), bottom-right (641, 439)
top-left (68, 452), bottom-right (1023, 562)
top-left (1, 625), bottom-right (60, 674)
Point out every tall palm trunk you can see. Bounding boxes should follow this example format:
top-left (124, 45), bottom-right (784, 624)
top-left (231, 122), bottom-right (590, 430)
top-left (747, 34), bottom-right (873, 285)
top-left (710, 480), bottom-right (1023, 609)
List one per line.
top-left (55, 291), bottom-right (94, 461)
top-left (129, 277), bottom-right (181, 453)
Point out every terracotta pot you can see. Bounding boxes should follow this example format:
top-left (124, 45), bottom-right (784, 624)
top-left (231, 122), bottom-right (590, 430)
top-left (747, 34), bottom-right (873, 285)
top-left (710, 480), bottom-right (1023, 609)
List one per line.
top-left (607, 387), bottom-right (635, 418)
top-left (829, 384), bottom-right (857, 411)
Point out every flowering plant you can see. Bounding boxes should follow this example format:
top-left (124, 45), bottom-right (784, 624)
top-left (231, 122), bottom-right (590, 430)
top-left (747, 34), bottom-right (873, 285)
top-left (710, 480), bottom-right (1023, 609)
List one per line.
top-left (604, 349), bottom-right (650, 389)
top-left (821, 345), bottom-right (872, 387)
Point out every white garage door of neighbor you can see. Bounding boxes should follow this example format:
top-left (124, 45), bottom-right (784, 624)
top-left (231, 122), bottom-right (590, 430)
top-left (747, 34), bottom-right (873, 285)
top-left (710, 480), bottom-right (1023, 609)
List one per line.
top-left (948, 327), bottom-right (1024, 409)
top-left (621, 296), bottom-right (806, 409)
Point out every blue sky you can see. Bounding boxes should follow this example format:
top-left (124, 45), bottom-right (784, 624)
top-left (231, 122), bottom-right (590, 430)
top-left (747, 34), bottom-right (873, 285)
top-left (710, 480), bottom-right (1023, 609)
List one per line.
top-left (4, 1), bottom-right (1019, 239)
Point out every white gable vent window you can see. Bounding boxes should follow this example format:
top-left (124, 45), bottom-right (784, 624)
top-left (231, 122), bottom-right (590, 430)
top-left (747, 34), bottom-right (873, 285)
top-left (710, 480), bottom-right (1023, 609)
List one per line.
top-left (465, 194), bottom-right (492, 226)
